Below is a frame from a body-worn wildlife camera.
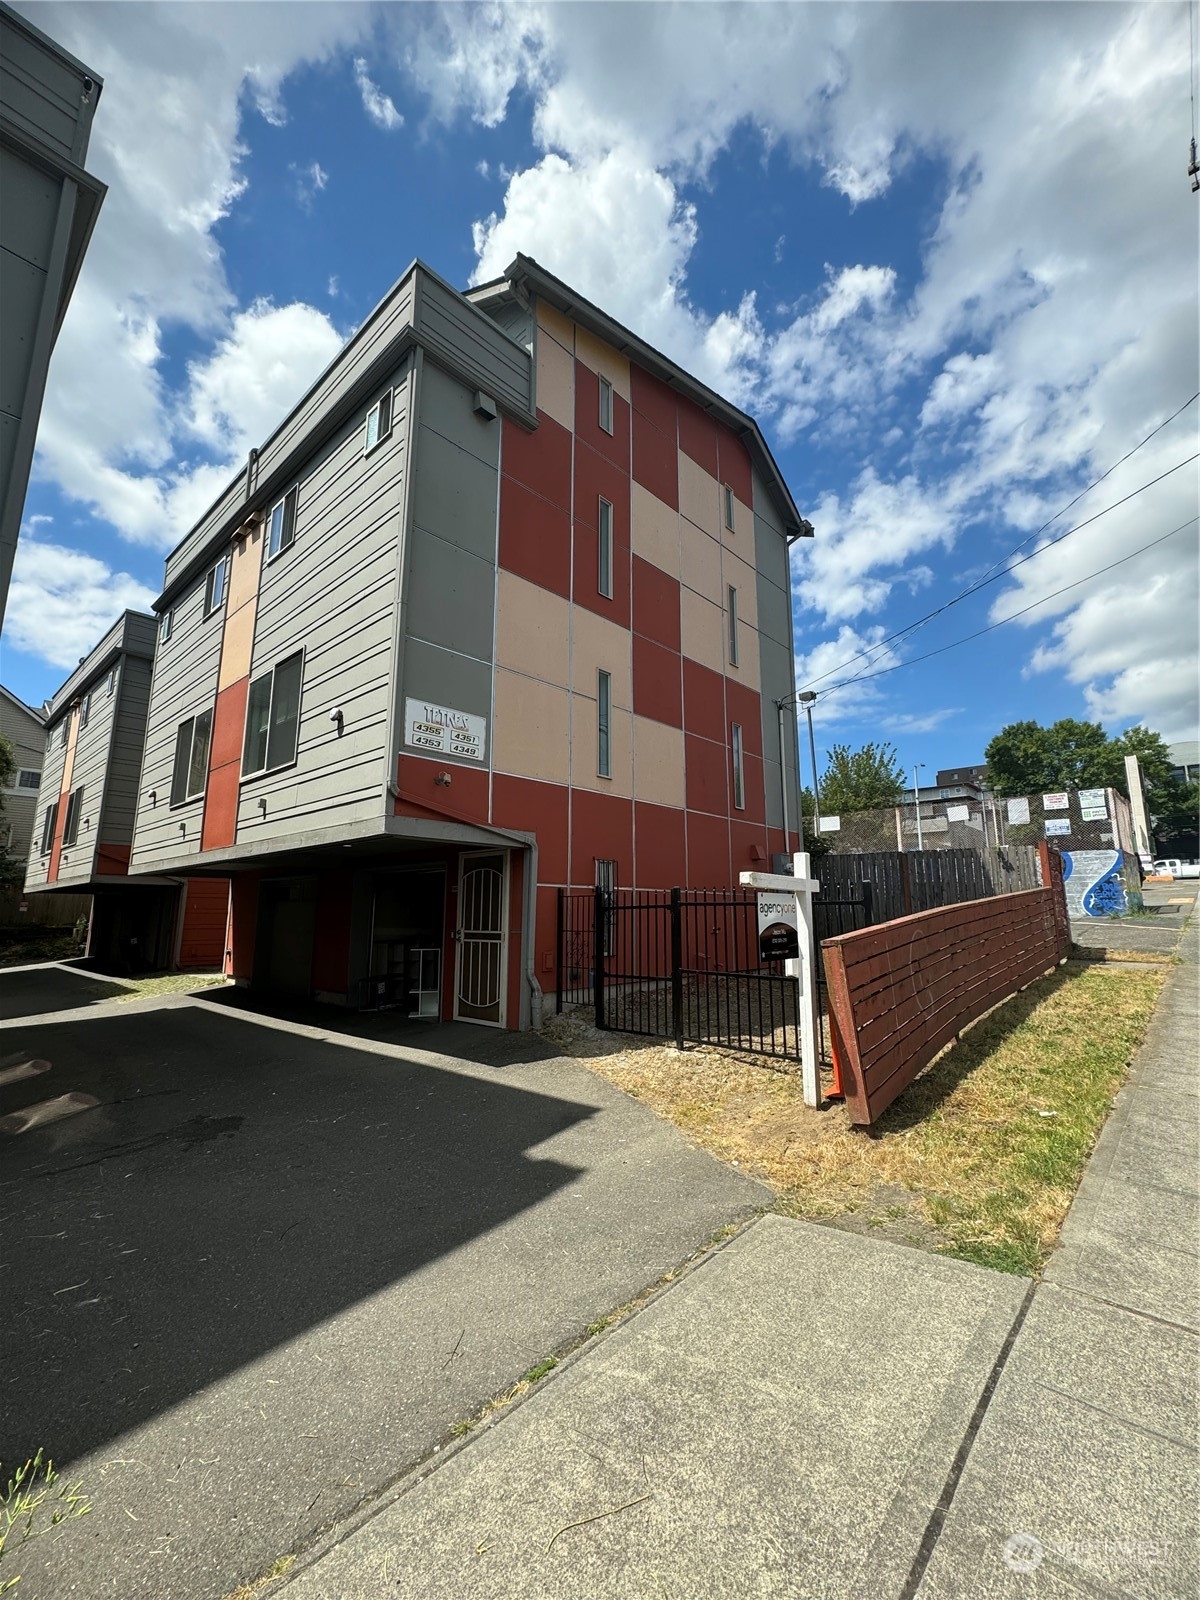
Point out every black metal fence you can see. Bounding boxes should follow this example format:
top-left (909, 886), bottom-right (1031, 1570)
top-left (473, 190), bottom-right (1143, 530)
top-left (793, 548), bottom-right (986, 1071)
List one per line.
top-left (557, 883), bottom-right (873, 1066)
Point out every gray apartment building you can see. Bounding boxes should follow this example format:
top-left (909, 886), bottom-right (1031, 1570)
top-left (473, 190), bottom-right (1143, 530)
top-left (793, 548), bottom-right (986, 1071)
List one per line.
top-left (26, 254), bottom-right (810, 1026)
top-left (0, 1), bottom-right (106, 623)
top-left (0, 680), bottom-right (45, 866)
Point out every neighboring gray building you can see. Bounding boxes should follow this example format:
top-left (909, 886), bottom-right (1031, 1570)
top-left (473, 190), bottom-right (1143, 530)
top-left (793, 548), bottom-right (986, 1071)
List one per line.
top-left (0, 1), bottom-right (106, 623)
top-left (1168, 740), bottom-right (1199, 785)
top-left (0, 680), bottom-right (44, 864)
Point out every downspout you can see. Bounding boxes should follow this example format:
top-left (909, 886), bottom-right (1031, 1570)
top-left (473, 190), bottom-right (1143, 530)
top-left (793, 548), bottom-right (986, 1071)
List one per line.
top-left (523, 837), bottom-right (542, 1030)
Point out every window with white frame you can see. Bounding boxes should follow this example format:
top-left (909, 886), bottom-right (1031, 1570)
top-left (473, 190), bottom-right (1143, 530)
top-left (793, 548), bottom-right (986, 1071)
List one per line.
top-left (170, 710), bottom-right (213, 806)
top-left (16, 769), bottom-right (40, 791)
top-left (204, 555), bottom-right (229, 617)
top-left (107, 666), bottom-right (117, 697)
top-left (80, 692), bottom-right (91, 729)
top-left (365, 389), bottom-right (393, 452)
top-left (598, 375), bottom-right (614, 434)
top-left (727, 585), bottom-right (739, 666)
top-left (58, 717), bottom-right (69, 748)
top-left (40, 800), bottom-right (58, 854)
top-left (597, 669), bottom-right (612, 778)
top-left (160, 608), bottom-right (174, 642)
top-left (62, 785), bottom-right (84, 847)
top-left (723, 483), bottom-right (735, 531)
top-left (242, 651), bottom-right (303, 778)
top-left (598, 497), bottom-right (613, 598)
top-left (267, 485), bottom-right (298, 560)
top-left (731, 723), bottom-right (745, 810)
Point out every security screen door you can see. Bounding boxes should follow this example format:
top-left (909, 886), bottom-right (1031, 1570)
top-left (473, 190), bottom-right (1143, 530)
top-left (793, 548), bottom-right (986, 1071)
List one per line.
top-left (454, 851), bottom-right (507, 1025)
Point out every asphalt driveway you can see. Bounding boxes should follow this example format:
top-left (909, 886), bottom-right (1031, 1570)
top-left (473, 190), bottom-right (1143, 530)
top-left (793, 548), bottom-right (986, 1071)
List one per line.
top-left (0, 992), bottom-right (768, 1600)
top-left (0, 961), bottom-right (127, 1020)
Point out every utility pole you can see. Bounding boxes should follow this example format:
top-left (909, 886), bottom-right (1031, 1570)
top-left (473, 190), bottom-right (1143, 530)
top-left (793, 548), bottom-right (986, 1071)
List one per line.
top-left (912, 763), bottom-right (925, 851)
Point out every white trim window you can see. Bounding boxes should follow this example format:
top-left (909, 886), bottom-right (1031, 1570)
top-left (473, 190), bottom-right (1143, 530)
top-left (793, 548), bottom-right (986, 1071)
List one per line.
top-left (732, 723), bottom-right (745, 810)
top-left (58, 717), bottom-right (69, 748)
top-left (723, 482), bottom-right (735, 531)
top-left (79, 691), bottom-right (91, 730)
top-left (598, 374), bottom-right (614, 435)
top-left (160, 607), bottom-right (174, 643)
top-left (267, 485), bottom-right (299, 560)
top-left (63, 785), bottom-right (84, 847)
top-left (204, 555), bottom-right (230, 617)
top-left (365, 389), bottom-right (393, 453)
top-left (107, 666), bottom-right (117, 697)
top-left (597, 669), bottom-right (612, 778)
top-left (242, 650), bottom-right (304, 778)
top-left (170, 709), bottom-right (213, 806)
top-left (16, 769), bottom-right (41, 791)
top-left (727, 584), bottom-right (739, 666)
top-left (598, 497), bottom-right (613, 599)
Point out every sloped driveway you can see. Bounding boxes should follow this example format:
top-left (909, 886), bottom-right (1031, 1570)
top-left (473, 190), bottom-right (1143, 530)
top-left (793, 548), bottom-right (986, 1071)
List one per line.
top-left (0, 990), bottom-right (768, 1600)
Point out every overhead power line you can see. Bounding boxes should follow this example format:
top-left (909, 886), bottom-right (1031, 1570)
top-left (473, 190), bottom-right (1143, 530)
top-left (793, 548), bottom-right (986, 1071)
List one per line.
top-left (818, 516), bottom-right (1198, 701)
top-left (799, 390), bottom-right (1200, 693)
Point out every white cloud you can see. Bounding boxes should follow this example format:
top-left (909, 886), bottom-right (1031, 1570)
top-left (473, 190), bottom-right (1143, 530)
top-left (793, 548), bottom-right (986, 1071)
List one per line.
top-left (6, 538), bottom-right (156, 671)
top-left (881, 708), bottom-right (963, 737)
top-left (290, 160), bottom-right (329, 209)
top-left (354, 56), bottom-right (403, 130)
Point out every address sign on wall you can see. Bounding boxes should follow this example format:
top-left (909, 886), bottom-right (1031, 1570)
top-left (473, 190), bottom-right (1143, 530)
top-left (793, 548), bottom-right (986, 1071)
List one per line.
top-left (404, 698), bottom-right (488, 763)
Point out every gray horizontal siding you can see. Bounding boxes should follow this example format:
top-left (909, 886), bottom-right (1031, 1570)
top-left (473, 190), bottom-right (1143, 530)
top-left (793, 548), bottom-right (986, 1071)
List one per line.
top-left (52, 675), bottom-right (116, 885)
top-left (22, 717), bottom-right (67, 890)
top-left (0, 10), bottom-right (96, 165)
top-left (99, 655), bottom-right (152, 846)
top-left (163, 279), bottom-right (418, 591)
top-left (233, 368), bottom-right (412, 848)
top-left (129, 577), bottom-right (223, 871)
top-left (415, 273), bottom-right (532, 419)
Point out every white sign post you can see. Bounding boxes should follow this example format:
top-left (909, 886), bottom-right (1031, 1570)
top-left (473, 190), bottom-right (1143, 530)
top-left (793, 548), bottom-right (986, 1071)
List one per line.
top-left (740, 850), bottom-right (821, 1107)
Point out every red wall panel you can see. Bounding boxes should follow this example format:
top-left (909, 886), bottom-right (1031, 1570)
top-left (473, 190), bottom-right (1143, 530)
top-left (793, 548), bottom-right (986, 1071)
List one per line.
top-left (573, 518), bottom-right (631, 627)
top-left (682, 658), bottom-right (727, 742)
top-left (498, 475), bottom-right (571, 599)
top-left (178, 878), bottom-right (231, 969)
top-left (686, 809), bottom-right (732, 887)
top-left (725, 677), bottom-right (764, 758)
top-left (632, 556), bottom-right (681, 651)
top-left (632, 634), bottom-right (683, 728)
top-left (730, 818), bottom-right (771, 875)
top-left (311, 871), bottom-right (354, 994)
top-left (228, 875), bottom-right (260, 981)
top-left (677, 394), bottom-right (720, 477)
top-left (717, 424), bottom-right (754, 507)
top-left (570, 789), bottom-right (634, 888)
top-left (395, 753), bottom-right (490, 827)
top-left (492, 774), bottom-right (569, 883)
top-left (685, 732), bottom-right (730, 817)
top-left (502, 412), bottom-right (572, 508)
top-left (202, 676), bottom-right (249, 852)
top-left (633, 801), bottom-right (688, 889)
top-left (574, 360), bottom-right (630, 470)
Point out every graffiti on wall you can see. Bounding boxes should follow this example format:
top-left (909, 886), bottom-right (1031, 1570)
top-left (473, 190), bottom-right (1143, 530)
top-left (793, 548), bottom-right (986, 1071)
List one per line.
top-left (1061, 850), bottom-right (1129, 918)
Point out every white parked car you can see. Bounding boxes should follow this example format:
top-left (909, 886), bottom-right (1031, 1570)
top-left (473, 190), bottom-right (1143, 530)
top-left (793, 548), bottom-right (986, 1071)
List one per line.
top-left (1151, 858), bottom-right (1200, 879)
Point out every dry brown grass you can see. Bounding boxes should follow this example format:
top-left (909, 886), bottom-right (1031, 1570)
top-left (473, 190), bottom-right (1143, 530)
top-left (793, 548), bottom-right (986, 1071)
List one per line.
top-left (544, 962), bottom-right (1167, 1275)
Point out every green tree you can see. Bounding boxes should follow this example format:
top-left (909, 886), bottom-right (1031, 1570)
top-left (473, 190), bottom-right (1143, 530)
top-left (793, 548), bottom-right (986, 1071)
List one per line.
top-left (983, 718), bottom-right (1111, 794)
top-left (817, 741), bottom-right (906, 814)
top-left (0, 735), bottom-right (19, 890)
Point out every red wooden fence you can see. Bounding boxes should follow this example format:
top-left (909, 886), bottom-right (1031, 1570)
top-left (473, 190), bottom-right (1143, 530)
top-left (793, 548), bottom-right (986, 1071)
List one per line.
top-left (822, 860), bottom-right (1070, 1128)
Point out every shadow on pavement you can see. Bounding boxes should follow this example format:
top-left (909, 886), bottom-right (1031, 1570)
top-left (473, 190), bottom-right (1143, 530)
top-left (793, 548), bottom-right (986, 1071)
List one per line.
top-left (0, 1004), bottom-right (591, 1470)
top-left (0, 964), bottom-right (130, 1022)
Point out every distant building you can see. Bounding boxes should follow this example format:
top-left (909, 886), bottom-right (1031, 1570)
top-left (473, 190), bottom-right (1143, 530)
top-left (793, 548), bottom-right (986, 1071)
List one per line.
top-left (0, 682), bottom-right (45, 865)
top-left (1168, 741), bottom-right (1199, 785)
top-left (935, 764), bottom-right (989, 789)
top-left (0, 2), bottom-right (106, 623)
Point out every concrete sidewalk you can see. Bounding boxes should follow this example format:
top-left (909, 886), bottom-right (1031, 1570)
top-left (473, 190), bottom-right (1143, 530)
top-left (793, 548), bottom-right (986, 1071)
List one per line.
top-left (280, 930), bottom-right (1198, 1598)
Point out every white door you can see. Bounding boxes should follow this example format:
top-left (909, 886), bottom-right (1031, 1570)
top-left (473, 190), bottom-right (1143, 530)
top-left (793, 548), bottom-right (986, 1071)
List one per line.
top-left (454, 851), bottom-right (508, 1026)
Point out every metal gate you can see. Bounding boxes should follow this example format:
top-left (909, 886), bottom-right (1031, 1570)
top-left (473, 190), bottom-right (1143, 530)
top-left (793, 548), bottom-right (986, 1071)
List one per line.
top-left (557, 882), bottom-right (873, 1066)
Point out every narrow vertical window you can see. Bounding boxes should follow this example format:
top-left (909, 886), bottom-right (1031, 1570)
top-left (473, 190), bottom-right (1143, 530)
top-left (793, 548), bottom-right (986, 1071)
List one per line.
top-left (723, 483), bottom-right (735, 531)
top-left (732, 723), bottom-right (745, 810)
top-left (107, 667), bottom-right (117, 697)
top-left (595, 859), bottom-right (616, 955)
top-left (598, 375), bottom-right (614, 435)
top-left (204, 556), bottom-right (229, 616)
top-left (598, 497), bottom-right (613, 598)
top-left (365, 389), bottom-right (393, 452)
top-left (597, 669), bottom-right (612, 778)
top-left (63, 786), bottom-right (84, 846)
top-left (59, 717), bottom-right (69, 748)
top-left (727, 584), bottom-right (739, 666)
top-left (160, 608), bottom-right (173, 642)
top-left (267, 485), bottom-right (298, 559)
top-left (41, 800), bottom-right (58, 854)
top-left (80, 692), bottom-right (91, 729)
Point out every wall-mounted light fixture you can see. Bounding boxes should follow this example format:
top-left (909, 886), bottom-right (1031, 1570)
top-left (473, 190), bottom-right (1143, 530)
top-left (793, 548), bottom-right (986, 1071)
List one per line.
top-left (330, 709), bottom-right (344, 736)
top-left (434, 771), bottom-right (452, 788)
top-left (148, 789), bottom-right (157, 807)
top-left (258, 796), bottom-right (268, 815)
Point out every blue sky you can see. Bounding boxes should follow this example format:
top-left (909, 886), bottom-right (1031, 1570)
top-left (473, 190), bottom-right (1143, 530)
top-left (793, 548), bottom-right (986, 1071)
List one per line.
top-left (3, 1), bottom-right (1197, 784)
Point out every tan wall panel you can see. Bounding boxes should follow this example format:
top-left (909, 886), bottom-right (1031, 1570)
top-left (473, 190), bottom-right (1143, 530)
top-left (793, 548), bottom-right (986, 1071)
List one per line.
top-left (680, 517), bottom-right (722, 604)
top-left (536, 328), bottom-right (574, 431)
top-left (492, 669), bottom-right (569, 784)
top-left (496, 570), bottom-right (570, 688)
top-left (634, 716), bottom-right (685, 808)
top-left (679, 450), bottom-right (721, 539)
top-left (536, 298), bottom-right (575, 354)
top-left (681, 588), bottom-right (725, 674)
top-left (571, 695), bottom-right (632, 797)
top-left (722, 546), bottom-right (759, 631)
top-left (574, 326), bottom-right (631, 401)
top-left (727, 623), bottom-right (762, 692)
top-left (631, 482), bottom-right (680, 577)
top-left (571, 604), bottom-right (631, 710)
top-left (730, 491), bottom-right (755, 544)
top-left (229, 521), bottom-right (263, 610)
top-left (218, 523), bottom-right (263, 691)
